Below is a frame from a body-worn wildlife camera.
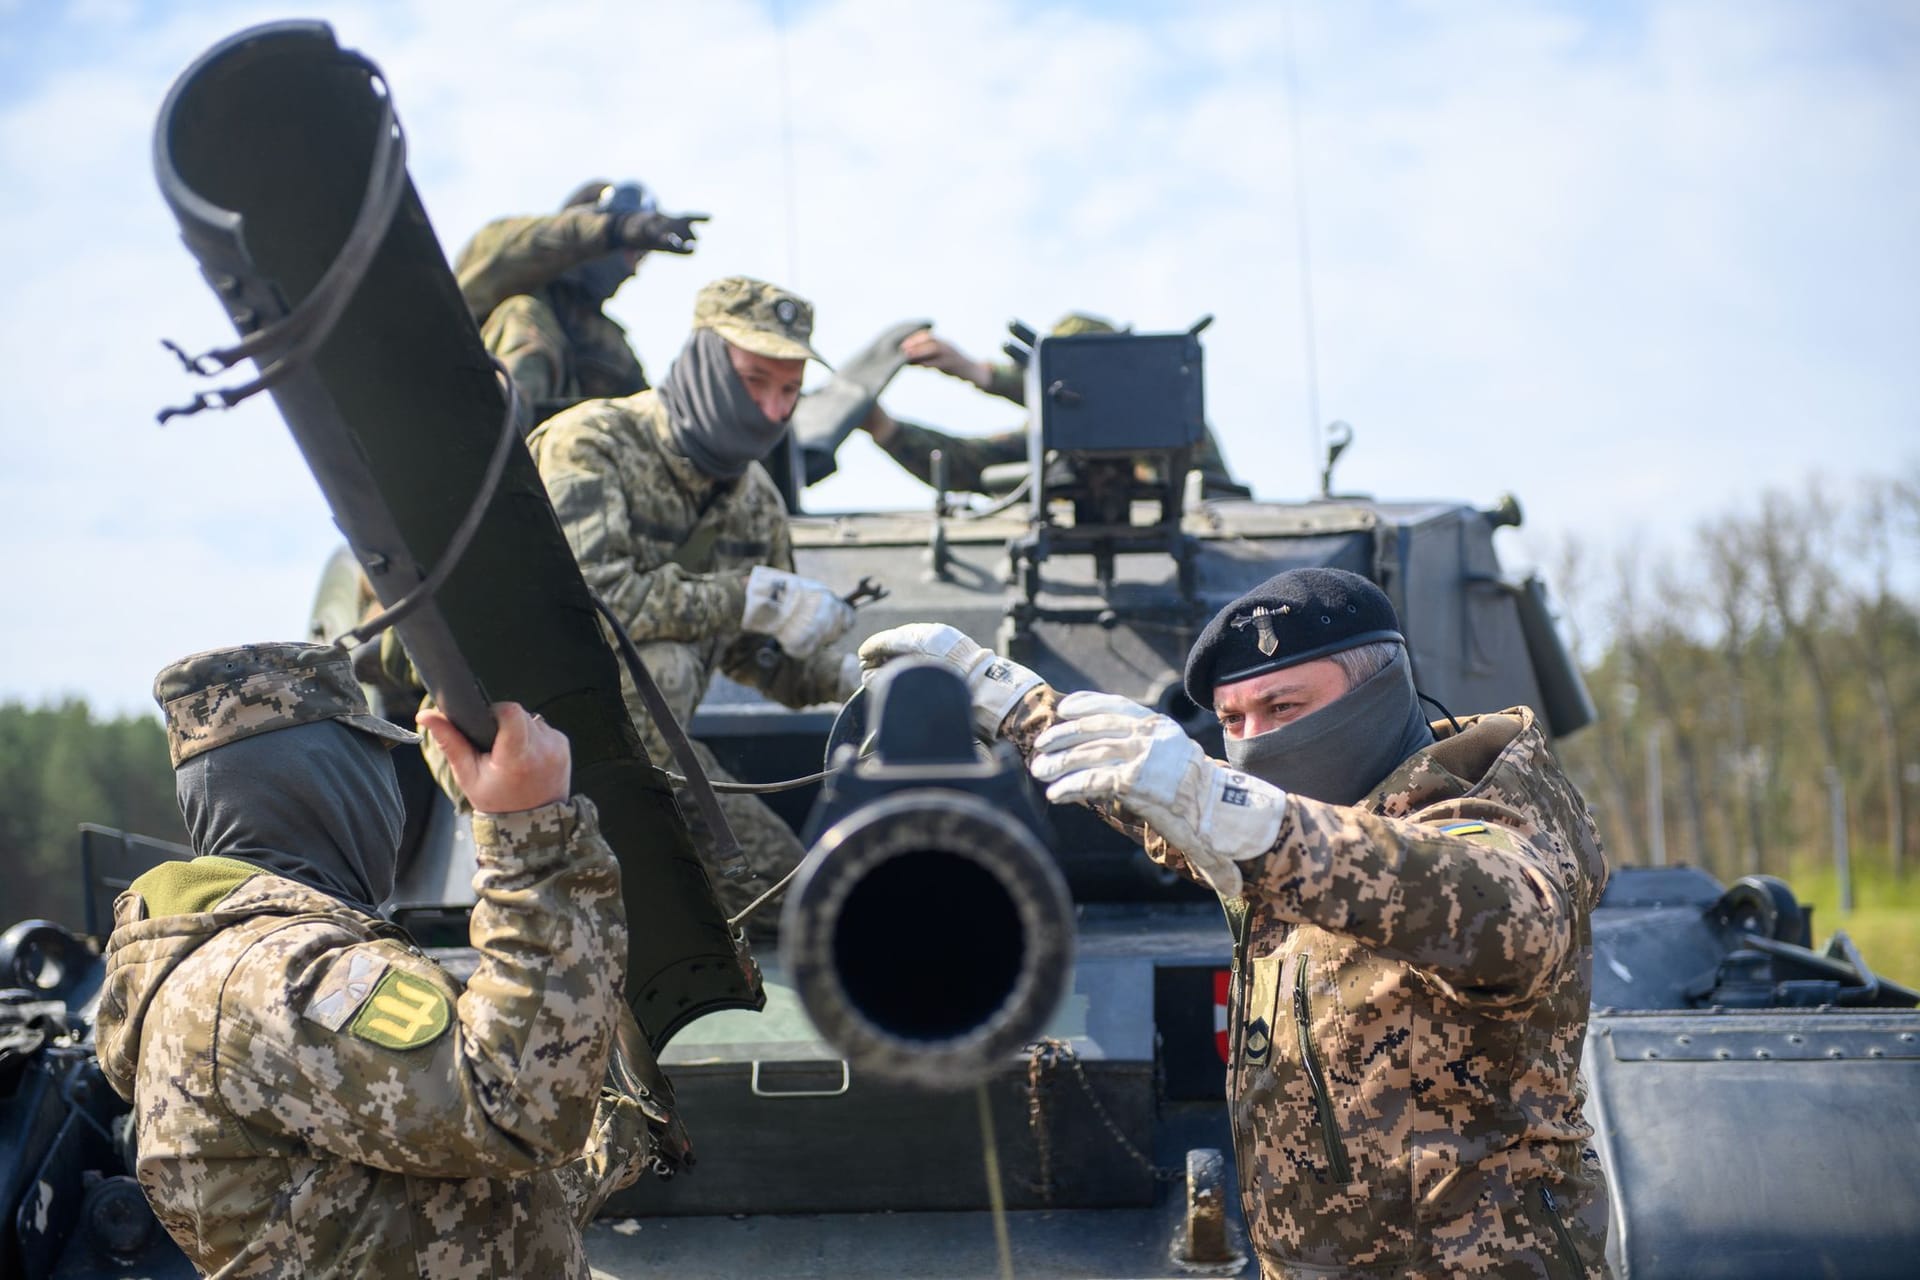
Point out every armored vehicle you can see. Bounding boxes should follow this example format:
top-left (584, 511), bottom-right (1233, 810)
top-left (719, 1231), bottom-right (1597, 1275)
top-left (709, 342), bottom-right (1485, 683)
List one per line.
top-left (3, 19), bottom-right (1917, 1280)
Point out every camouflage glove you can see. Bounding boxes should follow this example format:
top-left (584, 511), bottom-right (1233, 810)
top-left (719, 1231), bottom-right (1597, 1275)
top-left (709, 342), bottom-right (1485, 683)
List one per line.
top-left (741, 566), bottom-right (855, 659)
top-left (614, 210), bottom-right (708, 254)
top-left (1030, 691), bottom-right (1286, 899)
top-left (857, 623), bottom-right (1042, 740)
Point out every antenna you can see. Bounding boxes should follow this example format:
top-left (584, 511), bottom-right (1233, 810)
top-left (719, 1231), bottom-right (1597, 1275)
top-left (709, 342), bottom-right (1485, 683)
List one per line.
top-left (773, 0), bottom-right (800, 286)
top-left (1280, 0), bottom-right (1323, 478)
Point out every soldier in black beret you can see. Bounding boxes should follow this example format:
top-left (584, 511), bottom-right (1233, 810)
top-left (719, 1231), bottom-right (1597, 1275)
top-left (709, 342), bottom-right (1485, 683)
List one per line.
top-left (858, 568), bottom-right (1613, 1277)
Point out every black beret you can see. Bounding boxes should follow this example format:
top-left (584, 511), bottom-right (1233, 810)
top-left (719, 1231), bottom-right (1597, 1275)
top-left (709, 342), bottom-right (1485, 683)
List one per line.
top-left (1184, 568), bottom-right (1404, 708)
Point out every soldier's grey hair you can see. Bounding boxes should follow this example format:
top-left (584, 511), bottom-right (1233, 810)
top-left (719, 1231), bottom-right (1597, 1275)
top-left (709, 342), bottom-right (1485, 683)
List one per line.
top-left (1330, 640), bottom-right (1403, 691)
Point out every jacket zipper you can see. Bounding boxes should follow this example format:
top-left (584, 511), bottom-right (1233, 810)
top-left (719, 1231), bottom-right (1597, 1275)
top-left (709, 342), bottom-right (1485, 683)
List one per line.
top-left (1292, 955), bottom-right (1352, 1184)
top-left (1537, 1182), bottom-right (1583, 1280)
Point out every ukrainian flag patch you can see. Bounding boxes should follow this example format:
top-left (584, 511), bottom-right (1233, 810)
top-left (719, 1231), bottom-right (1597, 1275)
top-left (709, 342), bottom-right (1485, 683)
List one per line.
top-left (1439, 821), bottom-right (1489, 836)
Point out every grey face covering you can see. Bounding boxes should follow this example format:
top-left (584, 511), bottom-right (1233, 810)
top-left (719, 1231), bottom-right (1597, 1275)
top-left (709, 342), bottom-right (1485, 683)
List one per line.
top-left (656, 328), bottom-right (790, 480)
top-left (175, 720), bottom-right (405, 913)
top-left (1222, 647), bottom-right (1436, 805)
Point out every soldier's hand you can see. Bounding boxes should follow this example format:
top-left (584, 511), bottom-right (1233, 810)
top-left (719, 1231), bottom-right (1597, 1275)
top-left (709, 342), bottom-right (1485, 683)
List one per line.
top-left (740, 566), bottom-right (855, 659)
top-left (1029, 692), bottom-right (1286, 898)
top-left (857, 623), bottom-right (1042, 741)
top-left (615, 210), bottom-right (708, 255)
top-left (902, 329), bottom-right (992, 390)
top-left (417, 702), bottom-right (572, 814)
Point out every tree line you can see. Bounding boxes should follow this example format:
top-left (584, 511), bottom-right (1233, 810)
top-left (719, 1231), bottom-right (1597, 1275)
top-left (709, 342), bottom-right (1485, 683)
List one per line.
top-left (0, 701), bottom-right (187, 929)
top-left (1, 468), bottom-right (1914, 934)
top-left (1550, 469), bottom-right (1919, 905)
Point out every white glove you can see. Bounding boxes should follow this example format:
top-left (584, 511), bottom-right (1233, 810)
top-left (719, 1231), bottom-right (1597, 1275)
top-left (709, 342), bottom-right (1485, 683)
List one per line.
top-left (1030, 691), bottom-right (1287, 899)
top-left (857, 623), bottom-right (1043, 740)
top-left (741, 566), bottom-right (855, 659)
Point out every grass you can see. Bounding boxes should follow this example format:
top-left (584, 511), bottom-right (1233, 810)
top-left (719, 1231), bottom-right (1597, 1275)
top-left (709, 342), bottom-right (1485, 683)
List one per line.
top-left (1781, 858), bottom-right (1920, 990)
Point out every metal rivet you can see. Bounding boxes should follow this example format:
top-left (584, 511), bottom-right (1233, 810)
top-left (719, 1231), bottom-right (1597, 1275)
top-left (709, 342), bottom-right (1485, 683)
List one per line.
top-left (1900, 1034), bottom-right (1915, 1043)
top-left (1755, 1049), bottom-right (1772, 1059)
top-left (1827, 1048), bottom-right (1845, 1059)
top-left (1714, 1050), bottom-right (1731, 1060)
top-left (1787, 1034), bottom-right (1804, 1045)
top-left (1643, 1050), bottom-right (1659, 1059)
top-left (1676, 1034), bottom-right (1692, 1045)
top-left (1868, 1048), bottom-right (1885, 1059)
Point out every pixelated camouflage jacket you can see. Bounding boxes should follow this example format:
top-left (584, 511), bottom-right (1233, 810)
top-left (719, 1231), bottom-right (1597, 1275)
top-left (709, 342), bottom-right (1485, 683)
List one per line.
top-left (528, 390), bottom-right (847, 744)
top-left (455, 210), bottom-right (648, 430)
top-left (95, 797), bottom-right (649, 1279)
top-left (878, 415), bottom-right (1243, 498)
top-left (1005, 691), bottom-right (1612, 1279)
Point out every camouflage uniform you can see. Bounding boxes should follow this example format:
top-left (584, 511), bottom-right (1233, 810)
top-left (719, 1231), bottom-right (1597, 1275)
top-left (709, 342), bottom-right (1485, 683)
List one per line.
top-left (1005, 688), bottom-right (1612, 1279)
top-left (94, 644), bottom-right (651, 1278)
top-left (454, 208), bottom-right (648, 428)
top-left (525, 283), bottom-right (845, 922)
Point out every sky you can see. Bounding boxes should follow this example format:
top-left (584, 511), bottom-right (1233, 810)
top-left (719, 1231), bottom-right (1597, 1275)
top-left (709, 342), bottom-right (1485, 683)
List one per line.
top-left (0, 0), bottom-right (1916, 714)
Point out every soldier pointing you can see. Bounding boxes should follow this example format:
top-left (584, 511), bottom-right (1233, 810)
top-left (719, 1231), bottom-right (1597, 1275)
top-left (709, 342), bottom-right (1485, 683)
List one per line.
top-left (860, 567), bottom-right (1613, 1278)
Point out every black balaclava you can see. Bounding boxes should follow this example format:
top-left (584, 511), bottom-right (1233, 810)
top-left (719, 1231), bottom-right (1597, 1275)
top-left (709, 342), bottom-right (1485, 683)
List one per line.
top-left (175, 719), bottom-right (404, 914)
top-left (656, 328), bottom-right (789, 479)
top-left (1222, 645), bottom-right (1436, 805)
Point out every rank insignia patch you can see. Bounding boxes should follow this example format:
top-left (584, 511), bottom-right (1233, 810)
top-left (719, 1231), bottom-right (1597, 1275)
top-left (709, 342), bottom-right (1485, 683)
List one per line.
top-left (349, 969), bottom-right (451, 1050)
top-left (1244, 1016), bottom-right (1272, 1065)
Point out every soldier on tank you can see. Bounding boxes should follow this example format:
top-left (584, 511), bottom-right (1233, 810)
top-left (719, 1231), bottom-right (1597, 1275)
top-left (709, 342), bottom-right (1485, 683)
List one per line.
top-left (455, 178), bottom-right (708, 432)
top-left (93, 642), bottom-right (658, 1278)
top-left (860, 312), bottom-right (1247, 498)
top-left (860, 567), bottom-right (1613, 1278)
top-left (524, 276), bottom-right (861, 931)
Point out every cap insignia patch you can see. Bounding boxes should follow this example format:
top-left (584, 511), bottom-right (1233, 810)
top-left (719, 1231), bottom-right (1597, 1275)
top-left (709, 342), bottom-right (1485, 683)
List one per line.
top-left (774, 298), bottom-right (798, 325)
top-left (1231, 605), bottom-right (1281, 657)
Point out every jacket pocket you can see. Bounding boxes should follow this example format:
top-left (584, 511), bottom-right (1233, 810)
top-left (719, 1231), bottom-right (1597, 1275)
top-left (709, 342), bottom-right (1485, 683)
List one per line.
top-left (1291, 954), bottom-right (1353, 1185)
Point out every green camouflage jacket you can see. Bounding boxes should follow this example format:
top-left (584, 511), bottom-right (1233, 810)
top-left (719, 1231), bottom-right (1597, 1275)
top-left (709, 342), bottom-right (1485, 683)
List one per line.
top-left (95, 798), bottom-right (648, 1279)
top-left (455, 210), bottom-right (648, 429)
top-left (1005, 692), bottom-right (1612, 1279)
top-left (528, 390), bottom-right (847, 759)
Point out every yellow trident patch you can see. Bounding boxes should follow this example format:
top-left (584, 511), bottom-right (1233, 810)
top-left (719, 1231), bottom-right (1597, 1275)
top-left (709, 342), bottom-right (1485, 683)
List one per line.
top-left (349, 969), bottom-right (451, 1051)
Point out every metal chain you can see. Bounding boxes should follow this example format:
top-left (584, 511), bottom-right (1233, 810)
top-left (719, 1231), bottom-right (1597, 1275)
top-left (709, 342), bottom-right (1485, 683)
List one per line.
top-left (1024, 1038), bottom-right (1184, 1185)
top-left (1024, 1039), bottom-right (1059, 1205)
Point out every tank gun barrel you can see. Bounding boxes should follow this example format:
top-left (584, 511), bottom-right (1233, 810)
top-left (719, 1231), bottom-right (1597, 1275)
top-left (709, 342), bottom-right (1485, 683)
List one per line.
top-left (781, 663), bottom-right (1073, 1090)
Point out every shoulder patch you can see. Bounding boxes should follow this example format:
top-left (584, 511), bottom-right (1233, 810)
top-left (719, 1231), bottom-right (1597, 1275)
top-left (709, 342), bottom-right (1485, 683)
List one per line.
top-left (348, 968), bottom-right (451, 1051)
top-left (303, 951), bottom-right (390, 1032)
top-left (1439, 821), bottom-right (1489, 836)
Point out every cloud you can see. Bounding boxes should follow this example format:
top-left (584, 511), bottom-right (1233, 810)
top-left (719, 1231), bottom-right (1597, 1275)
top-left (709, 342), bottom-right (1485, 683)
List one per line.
top-left (0, 0), bottom-right (1916, 711)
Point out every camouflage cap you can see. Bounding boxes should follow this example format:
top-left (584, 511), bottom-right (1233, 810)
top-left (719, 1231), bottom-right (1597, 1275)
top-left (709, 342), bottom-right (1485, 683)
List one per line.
top-left (1050, 312), bottom-right (1118, 337)
top-left (153, 642), bottom-right (418, 769)
top-left (692, 275), bottom-right (828, 365)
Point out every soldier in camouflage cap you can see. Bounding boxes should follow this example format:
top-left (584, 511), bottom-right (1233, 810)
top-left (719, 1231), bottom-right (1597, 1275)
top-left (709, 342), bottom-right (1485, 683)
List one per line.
top-left (519, 276), bottom-right (860, 933)
top-left (691, 273), bottom-right (829, 364)
top-left (860, 312), bottom-right (1246, 498)
top-left (154, 640), bottom-right (417, 767)
top-left (95, 641), bottom-right (661, 1277)
top-left (456, 178), bottom-right (708, 434)
top-left (859, 572), bottom-right (1613, 1277)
